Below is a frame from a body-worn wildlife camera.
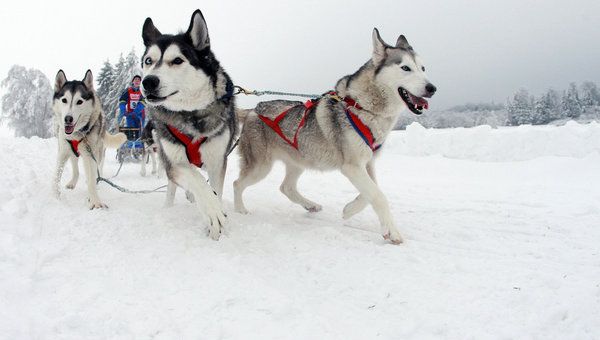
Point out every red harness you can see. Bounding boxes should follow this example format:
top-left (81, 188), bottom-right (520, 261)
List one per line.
top-left (258, 92), bottom-right (381, 152)
top-left (68, 139), bottom-right (80, 157)
top-left (257, 99), bottom-right (314, 150)
top-left (166, 125), bottom-right (208, 168)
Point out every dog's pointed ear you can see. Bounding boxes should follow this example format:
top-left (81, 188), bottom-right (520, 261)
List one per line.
top-left (396, 34), bottom-right (413, 50)
top-left (186, 9), bottom-right (210, 51)
top-left (55, 70), bottom-right (67, 93)
top-left (82, 70), bottom-right (94, 90)
top-left (372, 28), bottom-right (387, 65)
top-left (143, 18), bottom-right (161, 46)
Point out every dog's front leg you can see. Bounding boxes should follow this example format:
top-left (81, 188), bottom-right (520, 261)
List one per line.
top-left (81, 152), bottom-right (106, 209)
top-left (65, 156), bottom-right (79, 189)
top-left (341, 164), bottom-right (402, 244)
top-left (343, 160), bottom-right (376, 219)
top-left (53, 152), bottom-right (69, 198)
top-left (170, 165), bottom-right (226, 240)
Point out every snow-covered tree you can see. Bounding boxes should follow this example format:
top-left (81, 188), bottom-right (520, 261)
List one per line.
top-left (580, 81), bottom-right (599, 114)
top-left (507, 88), bottom-right (534, 125)
top-left (97, 60), bottom-right (115, 121)
top-left (533, 88), bottom-right (563, 124)
top-left (1, 65), bottom-right (54, 138)
top-left (562, 83), bottom-right (582, 119)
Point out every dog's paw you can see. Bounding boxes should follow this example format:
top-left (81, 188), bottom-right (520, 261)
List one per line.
top-left (305, 204), bottom-right (322, 213)
top-left (89, 201), bottom-right (108, 210)
top-left (383, 229), bottom-right (403, 245)
top-left (140, 170), bottom-right (146, 177)
top-left (65, 182), bottom-right (76, 190)
top-left (206, 208), bottom-right (227, 241)
top-left (234, 205), bottom-right (249, 215)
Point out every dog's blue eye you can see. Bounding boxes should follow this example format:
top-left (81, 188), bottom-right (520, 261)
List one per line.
top-left (144, 57), bottom-right (153, 65)
top-left (172, 57), bottom-right (184, 65)
top-left (401, 65), bottom-right (411, 72)
top-left (61, 98), bottom-right (67, 104)
top-left (76, 100), bottom-right (83, 105)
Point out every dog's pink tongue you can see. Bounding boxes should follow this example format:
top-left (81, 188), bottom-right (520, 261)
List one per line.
top-left (410, 94), bottom-right (429, 109)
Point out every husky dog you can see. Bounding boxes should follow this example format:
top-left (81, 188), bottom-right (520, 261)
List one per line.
top-left (141, 10), bottom-right (237, 240)
top-left (234, 29), bottom-right (436, 244)
top-left (140, 119), bottom-right (159, 177)
top-left (53, 70), bottom-right (127, 209)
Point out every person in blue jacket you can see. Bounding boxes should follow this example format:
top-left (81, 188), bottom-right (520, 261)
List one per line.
top-left (116, 75), bottom-right (146, 129)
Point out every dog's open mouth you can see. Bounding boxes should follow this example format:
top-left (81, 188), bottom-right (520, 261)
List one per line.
top-left (64, 124), bottom-right (75, 135)
top-left (398, 87), bottom-right (429, 115)
top-left (146, 91), bottom-right (179, 103)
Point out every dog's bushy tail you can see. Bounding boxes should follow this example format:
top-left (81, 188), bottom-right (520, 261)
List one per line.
top-left (104, 132), bottom-right (127, 149)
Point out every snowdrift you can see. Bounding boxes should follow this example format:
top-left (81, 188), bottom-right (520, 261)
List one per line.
top-left (388, 121), bottom-right (600, 161)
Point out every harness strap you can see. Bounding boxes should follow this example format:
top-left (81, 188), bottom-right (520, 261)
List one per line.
top-left (166, 125), bottom-right (207, 168)
top-left (344, 108), bottom-right (381, 152)
top-left (68, 139), bottom-right (80, 157)
top-left (257, 99), bottom-right (314, 150)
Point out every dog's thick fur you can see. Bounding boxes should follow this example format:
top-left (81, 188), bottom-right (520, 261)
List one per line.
top-left (141, 10), bottom-right (237, 240)
top-left (234, 29), bottom-right (436, 244)
top-left (52, 70), bottom-right (127, 209)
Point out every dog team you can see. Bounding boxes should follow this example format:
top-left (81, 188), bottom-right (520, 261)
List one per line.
top-left (52, 9), bottom-right (436, 244)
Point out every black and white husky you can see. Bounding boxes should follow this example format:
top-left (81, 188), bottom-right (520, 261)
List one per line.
top-left (53, 70), bottom-right (127, 209)
top-left (140, 10), bottom-right (237, 240)
top-left (234, 29), bottom-right (436, 244)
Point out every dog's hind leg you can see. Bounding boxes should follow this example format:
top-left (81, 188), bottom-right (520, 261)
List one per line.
top-left (150, 150), bottom-right (157, 175)
top-left (280, 163), bottom-right (322, 212)
top-left (341, 164), bottom-right (402, 244)
top-left (233, 160), bottom-right (272, 214)
top-left (54, 152), bottom-right (69, 198)
top-left (164, 179), bottom-right (177, 207)
top-left (65, 156), bottom-right (79, 190)
top-left (343, 160), bottom-right (376, 219)
top-left (140, 149), bottom-right (147, 176)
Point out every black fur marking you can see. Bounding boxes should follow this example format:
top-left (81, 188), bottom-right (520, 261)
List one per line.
top-left (54, 81), bottom-right (95, 103)
top-left (143, 34), bottom-right (221, 87)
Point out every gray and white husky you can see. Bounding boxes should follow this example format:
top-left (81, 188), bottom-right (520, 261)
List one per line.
top-left (53, 70), bottom-right (127, 209)
top-left (141, 10), bottom-right (238, 240)
top-left (234, 29), bottom-right (436, 244)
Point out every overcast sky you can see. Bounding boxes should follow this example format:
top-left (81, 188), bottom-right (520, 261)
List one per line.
top-left (1, 0), bottom-right (599, 109)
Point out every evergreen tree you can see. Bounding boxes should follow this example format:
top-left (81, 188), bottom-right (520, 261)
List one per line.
top-left (96, 59), bottom-right (115, 118)
top-left (562, 82), bottom-right (582, 119)
top-left (507, 88), bottom-right (534, 125)
top-left (1, 65), bottom-right (54, 138)
top-left (580, 81), bottom-right (599, 114)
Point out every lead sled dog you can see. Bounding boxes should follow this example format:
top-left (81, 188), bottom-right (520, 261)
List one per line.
top-left (140, 10), bottom-right (238, 240)
top-left (234, 29), bottom-right (436, 244)
top-left (53, 70), bottom-right (127, 209)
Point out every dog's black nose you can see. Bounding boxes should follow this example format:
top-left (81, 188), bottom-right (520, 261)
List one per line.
top-left (64, 115), bottom-right (73, 124)
top-left (425, 83), bottom-right (437, 95)
top-left (142, 76), bottom-right (160, 92)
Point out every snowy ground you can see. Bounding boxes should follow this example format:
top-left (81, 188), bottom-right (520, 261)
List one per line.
top-left (1, 123), bottom-right (599, 339)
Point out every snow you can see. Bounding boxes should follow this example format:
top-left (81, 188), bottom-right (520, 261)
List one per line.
top-left (1, 122), bottom-right (599, 339)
